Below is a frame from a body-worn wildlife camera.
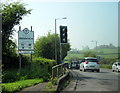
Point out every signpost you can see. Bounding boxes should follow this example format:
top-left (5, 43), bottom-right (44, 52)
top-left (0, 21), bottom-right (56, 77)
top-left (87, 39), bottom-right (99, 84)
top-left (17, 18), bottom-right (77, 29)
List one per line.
top-left (18, 26), bottom-right (34, 71)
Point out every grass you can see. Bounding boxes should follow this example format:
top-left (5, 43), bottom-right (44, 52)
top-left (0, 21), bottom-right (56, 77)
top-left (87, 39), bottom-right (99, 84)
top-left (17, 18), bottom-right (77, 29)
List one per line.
top-left (46, 81), bottom-right (56, 92)
top-left (65, 54), bottom-right (84, 59)
top-left (2, 78), bottom-right (43, 93)
top-left (45, 77), bottom-right (58, 92)
top-left (65, 48), bottom-right (118, 60)
top-left (100, 64), bottom-right (112, 69)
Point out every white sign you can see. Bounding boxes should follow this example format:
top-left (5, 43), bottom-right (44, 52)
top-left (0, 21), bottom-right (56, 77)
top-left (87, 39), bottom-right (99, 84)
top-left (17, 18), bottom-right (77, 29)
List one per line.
top-left (18, 28), bottom-right (34, 54)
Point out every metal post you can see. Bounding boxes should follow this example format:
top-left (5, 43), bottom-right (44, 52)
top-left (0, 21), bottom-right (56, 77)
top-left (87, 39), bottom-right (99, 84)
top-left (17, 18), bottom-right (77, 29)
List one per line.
top-left (18, 26), bottom-right (21, 72)
top-left (55, 19), bottom-right (57, 64)
top-left (55, 17), bottom-right (67, 64)
top-left (31, 26), bottom-right (32, 31)
top-left (19, 54), bottom-right (21, 71)
top-left (60, 43), bottom-right (62, 64)
top-left (30, 52), bottom-right (32, 72)
top-left (57, 66), bottom-right (59, 78)
top-left (95, 41), bottom-right (97, 54)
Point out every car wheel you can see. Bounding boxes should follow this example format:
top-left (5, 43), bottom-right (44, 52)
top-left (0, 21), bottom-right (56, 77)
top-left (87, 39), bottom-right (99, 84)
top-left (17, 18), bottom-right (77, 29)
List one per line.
top-left (97, 69), bottom-right (100, 72)
top-left (112, 70), bottom-right (114, 72)
top-left (92, 70), bottom-right (94, 72)
top-left (83, 68), bottom-right (86, 72)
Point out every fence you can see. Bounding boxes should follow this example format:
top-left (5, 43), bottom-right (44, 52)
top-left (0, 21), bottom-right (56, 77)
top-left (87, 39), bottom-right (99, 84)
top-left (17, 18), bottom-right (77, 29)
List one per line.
top-left (52, 63), bottom-right (69, 79)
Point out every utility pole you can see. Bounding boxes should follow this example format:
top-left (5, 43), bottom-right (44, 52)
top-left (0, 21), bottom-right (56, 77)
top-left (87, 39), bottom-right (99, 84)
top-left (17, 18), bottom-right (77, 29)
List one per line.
top-left (54, 17), bottom-right (67, 64)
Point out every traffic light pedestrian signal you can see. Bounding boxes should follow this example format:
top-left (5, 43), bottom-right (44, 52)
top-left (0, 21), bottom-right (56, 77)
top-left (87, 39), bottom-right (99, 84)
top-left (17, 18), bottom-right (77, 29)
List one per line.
top-left (60, 26), bottom-right (67, 43)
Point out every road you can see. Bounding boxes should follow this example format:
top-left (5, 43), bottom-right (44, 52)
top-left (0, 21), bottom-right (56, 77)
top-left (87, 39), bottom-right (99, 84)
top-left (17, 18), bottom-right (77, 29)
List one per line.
top-left (62, 68), bottom-right (119, 92)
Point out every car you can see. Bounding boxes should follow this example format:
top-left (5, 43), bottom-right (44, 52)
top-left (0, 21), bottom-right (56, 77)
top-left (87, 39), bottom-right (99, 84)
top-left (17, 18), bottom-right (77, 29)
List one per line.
top-left (80, 57), bottom-right (100, 72)
top-left (69, 61), bottom-right (80, 69)
top-left (112, 62), bottom-right (120, 72)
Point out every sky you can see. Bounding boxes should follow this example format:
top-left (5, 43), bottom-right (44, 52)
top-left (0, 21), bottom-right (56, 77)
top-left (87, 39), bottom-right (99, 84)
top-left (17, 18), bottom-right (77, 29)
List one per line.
top-left (11, 0), bottom-right (118, 50)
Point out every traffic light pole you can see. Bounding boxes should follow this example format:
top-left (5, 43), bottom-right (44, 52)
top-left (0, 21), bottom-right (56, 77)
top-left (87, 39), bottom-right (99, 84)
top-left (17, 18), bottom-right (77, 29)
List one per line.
top-left (55, 17), bottom-right (67, 64)
top-left (60, 42), bottom-right (62, 64)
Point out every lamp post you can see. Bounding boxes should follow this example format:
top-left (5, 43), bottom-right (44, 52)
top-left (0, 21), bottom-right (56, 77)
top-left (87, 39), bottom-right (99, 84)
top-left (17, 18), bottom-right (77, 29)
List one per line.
top-left (91, 40), bottom-right (98, 55)
top-left (55, 17), bottom-right (67, 64)
top-left (91, 40), bottom-right (97, 49)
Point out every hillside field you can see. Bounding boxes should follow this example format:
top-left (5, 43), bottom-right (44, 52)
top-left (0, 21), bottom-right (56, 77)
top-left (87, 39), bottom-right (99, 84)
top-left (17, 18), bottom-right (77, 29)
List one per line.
top-left (65, 48), bottom-right (118, 60)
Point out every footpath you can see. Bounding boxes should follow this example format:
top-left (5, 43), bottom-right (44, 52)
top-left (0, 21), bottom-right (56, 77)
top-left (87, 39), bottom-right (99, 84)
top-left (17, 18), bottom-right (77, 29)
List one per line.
top-left (16, 82), bottom-right (48, 93)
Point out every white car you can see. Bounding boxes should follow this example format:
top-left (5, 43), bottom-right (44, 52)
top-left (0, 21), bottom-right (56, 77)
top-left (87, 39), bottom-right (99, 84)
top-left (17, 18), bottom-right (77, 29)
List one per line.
top-left (80, 57), bottom-right (100, 72)
top-left (112, 62), bottom-right (120, 72)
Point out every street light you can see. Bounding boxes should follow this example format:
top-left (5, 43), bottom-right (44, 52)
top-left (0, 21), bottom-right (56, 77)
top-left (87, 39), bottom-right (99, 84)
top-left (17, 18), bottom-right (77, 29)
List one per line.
top-left (91, 40), bottom-right (97, 49)
top-left (91, 40), bottom-right (98, 55)
top-left (55, 17), bottom-right (67, 64)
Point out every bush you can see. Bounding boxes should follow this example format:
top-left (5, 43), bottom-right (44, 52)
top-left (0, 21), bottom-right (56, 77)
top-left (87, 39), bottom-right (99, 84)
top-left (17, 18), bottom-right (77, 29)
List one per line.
top-left (100, 58), bottom-right (116, 65)
top-left (32, 57), bottom-right (56, 75)
top-left (2, 57), bottom-right (56, 83)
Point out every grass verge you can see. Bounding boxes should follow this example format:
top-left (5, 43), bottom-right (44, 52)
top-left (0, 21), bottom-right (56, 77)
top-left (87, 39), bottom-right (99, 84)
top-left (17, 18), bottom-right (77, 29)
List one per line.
top-left (2, 78), bottom-right (43, 93)
top-left (45, 77), bottom-right (58, 92)
top-left (100, 65), bottom-right (112, 69)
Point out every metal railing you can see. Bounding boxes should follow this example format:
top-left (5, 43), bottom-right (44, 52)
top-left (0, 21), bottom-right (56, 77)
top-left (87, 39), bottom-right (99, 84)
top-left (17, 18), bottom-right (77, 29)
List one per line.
top-left (52, 63), bottom-right (69, 79)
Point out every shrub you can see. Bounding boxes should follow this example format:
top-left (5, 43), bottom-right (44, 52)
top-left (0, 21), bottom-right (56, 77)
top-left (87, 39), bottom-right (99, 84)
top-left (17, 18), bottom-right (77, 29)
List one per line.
top-left (2, 57), bottom-right (56, 83)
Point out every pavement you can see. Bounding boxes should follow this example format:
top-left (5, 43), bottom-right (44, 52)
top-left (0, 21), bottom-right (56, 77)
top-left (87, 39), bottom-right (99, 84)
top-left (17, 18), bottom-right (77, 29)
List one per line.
top-left (16, 82), bottom-right (48, 93)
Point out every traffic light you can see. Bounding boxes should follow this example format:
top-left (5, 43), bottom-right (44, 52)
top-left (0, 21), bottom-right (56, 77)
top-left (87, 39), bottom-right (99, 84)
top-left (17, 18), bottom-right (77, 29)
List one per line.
top-left (60, 26), bottom-right (67, 43)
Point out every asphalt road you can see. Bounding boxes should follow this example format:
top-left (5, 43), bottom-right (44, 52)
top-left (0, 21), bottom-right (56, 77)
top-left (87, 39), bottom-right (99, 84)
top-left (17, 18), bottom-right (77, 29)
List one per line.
top-left (62, 68), bottom-right (120, 92)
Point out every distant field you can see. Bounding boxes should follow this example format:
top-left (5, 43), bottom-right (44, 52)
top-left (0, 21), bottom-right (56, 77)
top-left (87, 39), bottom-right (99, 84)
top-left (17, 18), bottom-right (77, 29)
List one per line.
top-left (65, 48), bottom-right (118, 60)
top-left (81, 48), bottom-right (118, 54)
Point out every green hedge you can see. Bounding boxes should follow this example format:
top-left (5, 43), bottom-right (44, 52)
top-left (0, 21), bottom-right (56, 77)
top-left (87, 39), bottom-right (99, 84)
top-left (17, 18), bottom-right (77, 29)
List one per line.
top-left (2, 79), bottom-right (43, 93)
top-left (2, 57), bottom-right (56, 83)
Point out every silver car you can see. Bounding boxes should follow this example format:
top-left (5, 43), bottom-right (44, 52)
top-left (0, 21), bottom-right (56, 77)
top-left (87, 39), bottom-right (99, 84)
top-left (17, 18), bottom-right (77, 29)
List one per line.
top-left (80, 57), bottom-right (100, 72)
top-left (112, 62), bottom-right (120, 72)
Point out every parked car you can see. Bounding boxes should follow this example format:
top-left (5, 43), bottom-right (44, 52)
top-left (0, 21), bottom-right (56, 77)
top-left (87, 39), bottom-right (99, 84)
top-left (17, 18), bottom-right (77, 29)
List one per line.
top-left (112, 62), bottom-right (120, 72)
top-left (80, 57), bottom-right (100, 72)
top-left (69, 61), bottom-right (80, 69)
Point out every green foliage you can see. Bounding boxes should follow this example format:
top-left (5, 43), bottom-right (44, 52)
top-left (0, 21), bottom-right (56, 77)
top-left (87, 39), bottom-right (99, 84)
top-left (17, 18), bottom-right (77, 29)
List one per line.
top-left (1, 1), bottom-right (32, 68)
top-left (2, 57), bottom-right (56, 83)
top-left (32, 57), bottom-right (56, 77)
top-left (34, 32), bottom-right (71, 63)
top-left (46, 81), bottom-right (56, 92)
top-left (69, 57), bottom-right (80, 63)
top-left (83, 51), bottom-right (96, 57)
top-left (2, 79), bottom-right (43, 93)
top-left (100, 58), bottom-right (116, 65)
top-left (2, 2), bottom-right (31, 42)
top-left (46, 77), bottom-right (58, 92)
top-left (3, 54), bottom-right (30, 70)
top-left (100, 65), bottom-right (112, 69)
top-left (52, 77), bottom-right (58, 85)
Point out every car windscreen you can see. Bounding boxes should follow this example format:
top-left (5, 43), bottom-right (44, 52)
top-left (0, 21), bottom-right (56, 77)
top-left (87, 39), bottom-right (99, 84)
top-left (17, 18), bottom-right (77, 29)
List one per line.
top-left (85, 59), bottom-right (98, 62)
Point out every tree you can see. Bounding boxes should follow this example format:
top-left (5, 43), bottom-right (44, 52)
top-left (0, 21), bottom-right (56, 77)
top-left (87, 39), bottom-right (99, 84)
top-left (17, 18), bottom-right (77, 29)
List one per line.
top-left (1, 1), bottom-right (32, 68)
top-left (34, 32), bottom-right (71, 63)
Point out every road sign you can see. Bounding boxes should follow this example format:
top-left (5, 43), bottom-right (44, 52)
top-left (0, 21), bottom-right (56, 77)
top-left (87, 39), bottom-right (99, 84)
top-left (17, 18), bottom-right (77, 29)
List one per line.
top-left (18, 28), bottom-right (34, 54)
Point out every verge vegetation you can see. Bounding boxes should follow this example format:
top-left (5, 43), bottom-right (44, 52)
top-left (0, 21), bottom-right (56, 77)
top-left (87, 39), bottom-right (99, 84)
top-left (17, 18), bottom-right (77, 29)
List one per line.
top-left (2, 79), bottom-right (43, 93)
